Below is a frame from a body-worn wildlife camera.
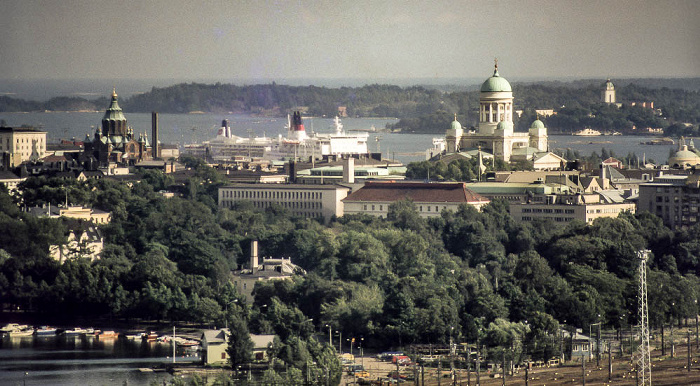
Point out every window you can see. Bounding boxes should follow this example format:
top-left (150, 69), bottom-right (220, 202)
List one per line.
top-left (221, 353), bottom-right (227, 359)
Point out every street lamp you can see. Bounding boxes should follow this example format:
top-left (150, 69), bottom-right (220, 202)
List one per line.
top-left (336, 330), bottom-right (342, 354)
top-left (325, 324), bottom-right (333, 347)
top-left (359, 337), bottom-right (365, 368)
top-left (347, 337), bottom-right (356, 360)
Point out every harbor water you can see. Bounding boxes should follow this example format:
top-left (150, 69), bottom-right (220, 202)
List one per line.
top-left (0, 333), bottom-right (198, 386)
top-left (0, 111), bottom-right (676, 165)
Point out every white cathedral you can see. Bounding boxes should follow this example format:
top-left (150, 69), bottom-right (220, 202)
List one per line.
top-left (445, 62), bottom-right (549, 162)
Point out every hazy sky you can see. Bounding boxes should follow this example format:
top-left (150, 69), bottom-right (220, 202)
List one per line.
top-left (2, 0), bottom-right (699, 82)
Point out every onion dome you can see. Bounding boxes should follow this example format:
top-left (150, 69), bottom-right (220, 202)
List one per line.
top-left (102, 87), bottom-right (126, 122)
top-left (481, 60), bottom-right (512, 92)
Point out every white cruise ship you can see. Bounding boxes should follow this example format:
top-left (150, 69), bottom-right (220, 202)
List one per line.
top-left (192, 112), bottom-right (370, 162)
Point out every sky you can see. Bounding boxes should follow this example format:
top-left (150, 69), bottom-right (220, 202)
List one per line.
top-left (1, 0), bottom-right (699, 83)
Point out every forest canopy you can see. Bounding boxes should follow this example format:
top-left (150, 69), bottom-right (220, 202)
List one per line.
top-left (0, 167), bottom-right (698, 370)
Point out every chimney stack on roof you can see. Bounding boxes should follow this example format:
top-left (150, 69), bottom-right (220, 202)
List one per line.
top-left (250, 240), bottom-right (259, 271)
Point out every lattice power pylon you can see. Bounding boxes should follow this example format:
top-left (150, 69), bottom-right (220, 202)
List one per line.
top-left (636, 249), bottom-right (652, 385)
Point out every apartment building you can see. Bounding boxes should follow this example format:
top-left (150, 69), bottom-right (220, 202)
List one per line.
top-left (510, 192), bottom-right (635, 224)
top-left (638, 174), bottom-right (700, 229)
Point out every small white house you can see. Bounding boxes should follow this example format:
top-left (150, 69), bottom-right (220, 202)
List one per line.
top-left (200, 329), bottom-right (275, 366)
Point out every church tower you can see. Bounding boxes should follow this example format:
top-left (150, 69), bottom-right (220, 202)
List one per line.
top-left (445, 114), bottom-right (463, 153)
top-left (478, 60), bottom-right (514, 135)
top-left (102, 88), bottom-right (128, 137)
top-left (602, 79), bottom-right (616, 104)
top-left (529, 117), bottom-right (548, 151)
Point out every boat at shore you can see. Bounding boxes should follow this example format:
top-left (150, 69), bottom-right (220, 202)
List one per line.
top-left (63, 327), bottom-right (94, 336)
top-left (34, 326), bottom-right (58, 336)
top-left (641, 137), bottom-right (675, 145)
top-left (573, 128), bottom-right (602, 136)
top-left (0, 323), bottom-right (34, 336)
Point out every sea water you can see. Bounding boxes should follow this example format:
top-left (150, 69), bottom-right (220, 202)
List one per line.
top-left (0, 111), bottom-right (675, 165)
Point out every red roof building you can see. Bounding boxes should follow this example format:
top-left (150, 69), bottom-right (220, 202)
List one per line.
top-left (342, 181), bottom-right (489, 218)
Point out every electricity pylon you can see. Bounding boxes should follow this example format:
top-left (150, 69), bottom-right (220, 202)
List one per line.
top-left (636, 249), bottom-right (651, 385)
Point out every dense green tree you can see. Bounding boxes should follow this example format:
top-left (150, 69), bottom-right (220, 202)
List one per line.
top-left (226, 314), bottom-right (254, 369)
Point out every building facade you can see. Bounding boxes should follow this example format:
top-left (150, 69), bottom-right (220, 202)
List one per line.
top-left (218, 184), bottom-right (350, 223)
top-left (342, 181), bottom-right (490, 218)
top-left (509, 193), bottom-right (635, 224)
top-left (638, 174), bottom-right (700, 229)
top-left (0, 127), bottom-right (47, 168)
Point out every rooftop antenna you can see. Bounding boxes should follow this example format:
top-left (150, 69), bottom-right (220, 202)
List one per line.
top-left (636, 249), bottom-right (651, 385)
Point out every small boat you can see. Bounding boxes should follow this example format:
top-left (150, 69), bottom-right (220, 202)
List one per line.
top-left (573, 128), bottom-right (602, 136)
top-left (97, 330), bottom-right (118, 339)
top-left (64, 327), bottom-right (90, 336)
top-left (1, 324), bottom-right (33, 336)
top-left (34, 326), bottom-right (58, 336)
top-left (0, 323), bottom-right (27, 334)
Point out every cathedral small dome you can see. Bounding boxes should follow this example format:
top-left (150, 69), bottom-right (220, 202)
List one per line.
top-left (451, 116), bottom-right (462, 131)
top-left (530, 119), bottom-right (545, 129)
top-left (496, 120), bottom-right (513, 131)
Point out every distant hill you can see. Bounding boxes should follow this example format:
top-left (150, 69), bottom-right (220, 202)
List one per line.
top-left (0, 80), bottom-right (698, 133)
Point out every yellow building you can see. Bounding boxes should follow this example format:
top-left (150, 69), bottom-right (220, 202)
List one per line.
top-left (0, 127), bottom-right (47, 167)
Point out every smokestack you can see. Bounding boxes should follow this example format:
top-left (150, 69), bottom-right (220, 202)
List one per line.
top-left (288, 160), bottom-right (297, 183)
top-left (250, 240), bottom-right (258, 271)
top-left (151, 112), bottom-right (159, 159)
top-left (343, 157), bottom-right (355, 183)
top-left (223, 119), bottom-right (231, 138)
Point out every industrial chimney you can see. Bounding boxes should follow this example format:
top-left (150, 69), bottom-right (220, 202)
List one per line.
top-left (343, 157), bottom-right (355, 184)
top-left (250, 240), bottom-right (259, 271)
top-left (151, 112), bottom-right (159, 159)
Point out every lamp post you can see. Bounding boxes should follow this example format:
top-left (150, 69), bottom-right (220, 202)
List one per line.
top-left (589, 318), bottom-right (601, 364)
top-left (325, 324), bottom-right (332, 348)
top-left (671, 302), bottom-right (676, 358)
top-left (695, 299), bottom-right (699, 350)
top-left (359, 337), bottom-right (365, 368)
top-left (336, 330), bottom-right (342, 354)
top-left (347, 337), bottom-right (356, 360)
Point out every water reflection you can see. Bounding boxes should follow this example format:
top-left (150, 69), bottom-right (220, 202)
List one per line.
top-left (0, 333), bottom-right (198, 385)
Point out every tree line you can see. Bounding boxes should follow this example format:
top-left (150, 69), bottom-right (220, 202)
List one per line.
top-left (1, 81), bottom-right (698, 132)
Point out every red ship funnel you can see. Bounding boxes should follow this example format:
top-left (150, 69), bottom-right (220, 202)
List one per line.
top-left (293, 111), bottom-right (305, 132)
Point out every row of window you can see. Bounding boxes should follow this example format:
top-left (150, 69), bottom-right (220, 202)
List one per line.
top-left (521, 216), bottom-right (574, 222)
top-left (221, 189), bottom-right (322, 200)
top-left (223, 199), bottom-right (321, 210)
top-left (521, 208), bottom-right (575, 214)
top-left (585, 208), bottom-right (624, 214)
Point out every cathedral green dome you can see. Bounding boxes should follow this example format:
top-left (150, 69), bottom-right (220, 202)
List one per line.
top-left (530, 119), bottom-right (545, 129)
top-left (450, 116), bottom-right (462, 131)
top-left (481, 65), bottom-right (512, 92)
